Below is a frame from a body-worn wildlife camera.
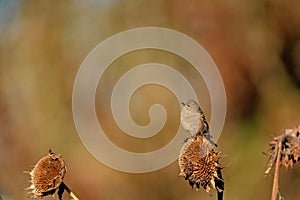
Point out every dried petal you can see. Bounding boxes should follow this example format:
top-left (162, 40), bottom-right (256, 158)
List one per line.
top-left (179, 135), bottom-right (224, 193)
top-left (292, 146), bottom-right (300, 162)
top-left (265, 126), bottom-right (300, 174)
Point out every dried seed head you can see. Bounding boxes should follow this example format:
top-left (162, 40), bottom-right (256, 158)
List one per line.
top-left (265, 126), bottom-right (300, 175)
top-left (27, 149), bottom-right (66, 199)
top-left (178, 135), bottom-right (224, 193)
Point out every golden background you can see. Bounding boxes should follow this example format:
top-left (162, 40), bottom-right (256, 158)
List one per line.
top-left (0, 1), bottom-right (300, 199)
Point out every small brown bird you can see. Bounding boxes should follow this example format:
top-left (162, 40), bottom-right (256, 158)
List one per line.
top-left (181, 99), bottom-right (217, 157)
top-left (179, 99), bottom-right (224, 199)
top-left (181, 99), bottom-right (209, 135)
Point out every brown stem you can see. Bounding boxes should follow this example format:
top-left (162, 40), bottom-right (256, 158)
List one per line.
top-left (61, 182), bottom-right (79, 200)
top-left (217, 190), bottom-right (223, 200)
top-left (216, 168), bottom-right (224, 200)
top-left (271, 139), bottom-right (282, 200)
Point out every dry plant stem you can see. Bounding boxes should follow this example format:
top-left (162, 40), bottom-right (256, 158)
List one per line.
top-left (217, 189), bottom-right (223, 200)
top-left (216, 157), bottom-right (225, 200)
top-left (216, 167), bottom-right (224, 200)
top-left (271, 140), bottom-right (282, 200)
top-left (61, 182), bottom-right (79, 200)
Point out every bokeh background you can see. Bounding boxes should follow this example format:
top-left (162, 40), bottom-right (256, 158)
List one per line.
top-left (1, 0), bottom-right (300, 199)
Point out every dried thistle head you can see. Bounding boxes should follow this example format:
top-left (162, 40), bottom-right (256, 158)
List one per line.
top-left (27, 149), bottom-right (67, 199)
top-left (178, 135), bottom-right (224, 193)
top-left (265, 126), bottom-right (300, 175)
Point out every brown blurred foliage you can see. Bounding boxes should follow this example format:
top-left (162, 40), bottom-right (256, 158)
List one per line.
top-left (0, 0), bottom-right (300, 199)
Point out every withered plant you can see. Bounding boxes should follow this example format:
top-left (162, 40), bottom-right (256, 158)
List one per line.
top-left (25, 149), bottom-right (79, 200)
top-left (179, 135), bottom-right (224, 200)
top-left (265, 126), bottom-right (300, 200)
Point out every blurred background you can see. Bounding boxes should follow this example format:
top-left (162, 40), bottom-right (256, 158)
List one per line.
top-left (1, 0), bottom-right (300, 199)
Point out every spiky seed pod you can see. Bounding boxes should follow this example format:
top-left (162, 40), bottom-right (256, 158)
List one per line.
top-left (178, 135), bottom-right (224, 193)
top-left (27, 149), bottom-right (66, 199)
top-left (265, 126), bottom-right (300, 175)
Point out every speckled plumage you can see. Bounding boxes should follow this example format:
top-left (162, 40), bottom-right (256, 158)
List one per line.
top-left (181, 99), bottom-right (217, 158)
top-left (181, 99), bottom-right (208, 135)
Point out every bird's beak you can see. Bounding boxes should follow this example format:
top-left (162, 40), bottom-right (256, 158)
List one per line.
top-left (181, 102), bottom-right (185, 106)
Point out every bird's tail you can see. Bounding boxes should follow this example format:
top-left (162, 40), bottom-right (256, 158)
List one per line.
top-left (205, 133), bottom-right (218, 147)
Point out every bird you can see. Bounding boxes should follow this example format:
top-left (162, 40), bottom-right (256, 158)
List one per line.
top-left (179, 99), bottom-right (224, 200)
top-left (180, 99), bottom-right (218, 157)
